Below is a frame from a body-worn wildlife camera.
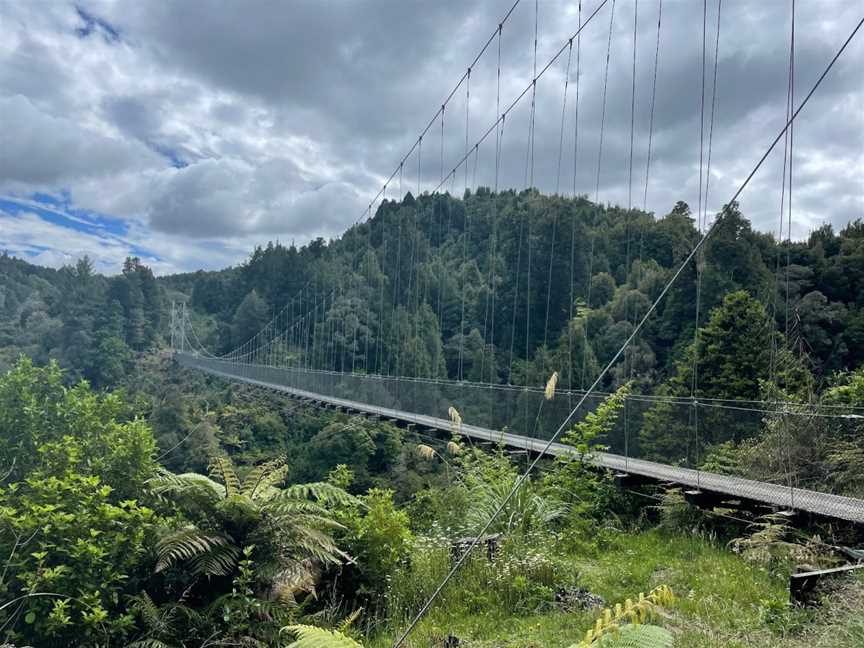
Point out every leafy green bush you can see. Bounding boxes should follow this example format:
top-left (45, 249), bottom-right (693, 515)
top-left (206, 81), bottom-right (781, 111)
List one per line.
top-left (0, 357), bottom-right (160, 646)
top-left (342, 488), bottom-right (413, 597)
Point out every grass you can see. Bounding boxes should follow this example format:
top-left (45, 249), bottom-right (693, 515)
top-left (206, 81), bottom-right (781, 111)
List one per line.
top-left (366, 529), bottom-right (864, 648)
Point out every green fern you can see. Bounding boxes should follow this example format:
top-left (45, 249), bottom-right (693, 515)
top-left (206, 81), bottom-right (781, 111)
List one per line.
top-left (155, 526), bottom-right (237, 575)
top-left (571, 585), bottom-right (676, 647)
top-left (126, 640), bottom-right (177, 648)
top-left (281, 624), bottom-right (363, 648)
top-left (149, 456), bottom-right (353, 598)
top-left (209, 455), bottom-right (241, 497)
top-left (242, 457), bottom-right (290, 499)
top-left (595, 625), bottom-right (674, 648)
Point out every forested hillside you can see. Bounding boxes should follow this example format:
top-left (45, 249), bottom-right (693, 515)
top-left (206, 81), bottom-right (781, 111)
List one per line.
top-left (2, 192), bottom-right (863, 647)
top-left (4, 190), bottom-right (862, 394)
top-left (179, 191), bottom-right (864, 388)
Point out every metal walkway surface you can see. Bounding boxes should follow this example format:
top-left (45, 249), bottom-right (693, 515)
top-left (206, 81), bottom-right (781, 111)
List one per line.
top-left (178, 354), bottom-right (864, 525)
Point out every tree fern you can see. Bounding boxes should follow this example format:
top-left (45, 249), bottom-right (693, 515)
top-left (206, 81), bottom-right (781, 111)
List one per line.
top-left (150, 455), bottom-right (351, 596)
top-left (281, 624), bottom-right (363, 648)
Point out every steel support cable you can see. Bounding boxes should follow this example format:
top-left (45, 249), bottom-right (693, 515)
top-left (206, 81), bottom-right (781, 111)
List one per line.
top-left (480, 25), bottom-right (505, 384)
top-left (702, 0), bottom-right (722, 250)
top-left (524, 0), bottom-right (540, 376)
top-left (542, 39), bottom-right (574, 375)
top-left (690, 0), bottom-right (719, 485)
top-left (581, 0), bottom-right (617, 390)
top-left (391, 18), bottom-right (864, 645)
top-left (458, 69), bottom-right (472, 381)
top-left (782, 0), bottom-right (797, 511)
top-left (508, 198), bottom-right (525, 384)
top-left (631, 0), bottom-right (663, 398)
top-left (642, 0), bottom-right (662, 215)
top-left (392, 164), bottom-right (404, 378)
top-left (360, 1), bottom-right (521, 240)
top-left (204, 357), bottom-right (864, 414)
top-left (363, 203), bottom-right (374, 374)
top-left (768, 0), bottom-right (797, 377)
top-left (377, 185), bottom-right (389, 375)
top-left (623, 0), bottom-right (639, 357)
top-left (697, 0), bottom-right (708, 230)
top-left (436, 104), bottom-right (446, 371)
top-left (568, 0), bottom-right (583, 394)
top-left (555, 40), bottom-right (574, 196)
top-left (528, 0), bottom-right (539, 189)
top-left (182, 309), bottom-right (217, 359)
top-left (623, 0), bottom-right (639, 469)
top-left (414, 137), bottom-right (423, 378)
top-left (422, 0), bottom-right (611, 199)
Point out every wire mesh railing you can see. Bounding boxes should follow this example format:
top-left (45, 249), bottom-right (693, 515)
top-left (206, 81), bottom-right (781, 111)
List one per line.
top-left (176, 352), bottom-right (864, 523)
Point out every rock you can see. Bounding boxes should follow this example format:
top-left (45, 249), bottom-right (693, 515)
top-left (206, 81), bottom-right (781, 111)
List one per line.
top-left (555, 586), bottom-right (605, 611)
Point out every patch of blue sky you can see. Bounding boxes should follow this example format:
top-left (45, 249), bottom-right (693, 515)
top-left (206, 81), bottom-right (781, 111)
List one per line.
top-left (151, 144), bottom-right (188, 169)
top-left (74, 6), bottom-right (120, 43)
top-left (0, 194), bottom-right (164, 267)
top-left (0, 194), bottom-right (129, 237)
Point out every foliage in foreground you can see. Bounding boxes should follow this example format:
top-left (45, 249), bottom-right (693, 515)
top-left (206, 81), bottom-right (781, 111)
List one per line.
top-left (0, 358), bottom-right (160, 646)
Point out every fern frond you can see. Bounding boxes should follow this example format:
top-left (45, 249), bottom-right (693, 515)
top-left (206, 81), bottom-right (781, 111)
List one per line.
top-left (281, 624), bottom-right (363, 648)
top-left (148, 471), bottom-right (224, 505)
top-left (337, 609), bottom-right (362, 633)
top-left (277, 481), bottom-right (356, 506)
top-left (593, 625), bottom-right (674, 648)
top-left (209, 455), bottom-right (241, 497)
top-left (127, 640), bottom-right (177, 648)
top-left (155, 526), bottom-right (234, 574)
top-left (129, 591), bottom-right (160, 628)
top-left (241, 457), bottom-right (289, 499)
top-left (187, 540), bottom-right (242, 576)
top-left (573, 586), bottom-right (676, 646)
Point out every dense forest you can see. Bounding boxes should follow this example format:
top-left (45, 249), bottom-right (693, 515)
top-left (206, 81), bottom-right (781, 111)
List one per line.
top-left (5, 190), bottom-right (864, 388)
top-left (1, 191), bottom-right (863, 646)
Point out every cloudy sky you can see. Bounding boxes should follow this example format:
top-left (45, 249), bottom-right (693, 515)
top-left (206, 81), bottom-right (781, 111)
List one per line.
top-left (0, 0), bottom-right (861, 275)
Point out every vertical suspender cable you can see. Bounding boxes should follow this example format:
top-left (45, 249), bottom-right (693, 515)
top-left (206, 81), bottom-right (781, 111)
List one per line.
top-left (458, 70), bottom-right (471, 381)
top-left (581, 0), bottom-right (617, 390)
top-left (569, 0), bottom-right (583, 393)
top-left (623, 0), bottom-right (639, 467)
top-left (690, 0), bottom-right (709, 485)
top-left (525, 0), bottom-right (539, 373)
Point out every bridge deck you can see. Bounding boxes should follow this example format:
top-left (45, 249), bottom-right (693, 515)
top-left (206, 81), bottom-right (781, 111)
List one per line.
top-left (186, 360), bottom-right (864, 525)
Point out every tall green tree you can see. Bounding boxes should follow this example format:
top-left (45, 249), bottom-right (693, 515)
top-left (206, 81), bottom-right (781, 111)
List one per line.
top-left (231, 289), bottom-right (270, 349)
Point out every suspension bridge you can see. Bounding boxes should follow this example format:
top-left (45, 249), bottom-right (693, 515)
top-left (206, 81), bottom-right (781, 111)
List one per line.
top-left (173, 352), bottom-right (864, 525)
top-left (171, 0), bottom-right (864, 536)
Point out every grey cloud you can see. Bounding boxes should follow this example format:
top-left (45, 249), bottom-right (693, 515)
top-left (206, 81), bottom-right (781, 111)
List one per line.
top-left (0, 94), bottom-right (160, 186)
top-left (147, 157), bottom-right (364, 240)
